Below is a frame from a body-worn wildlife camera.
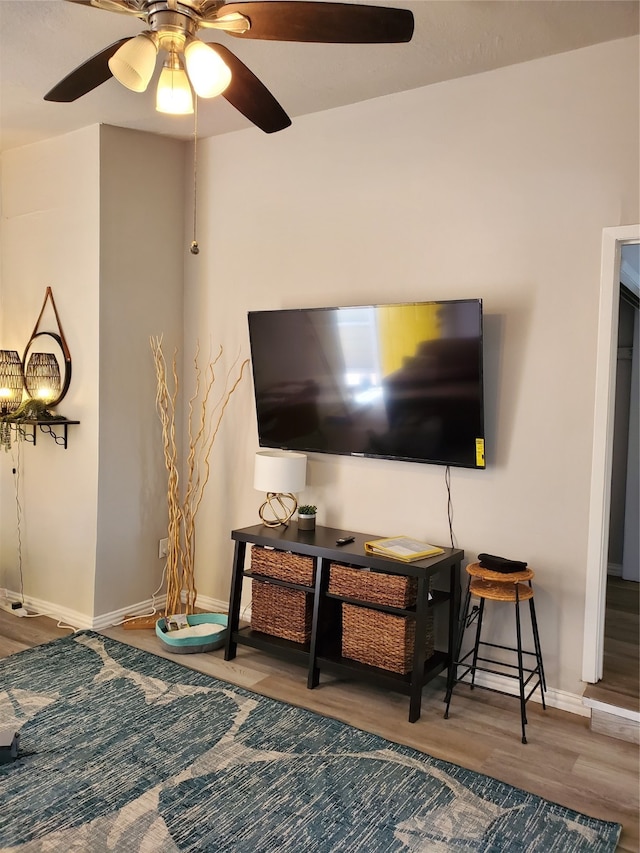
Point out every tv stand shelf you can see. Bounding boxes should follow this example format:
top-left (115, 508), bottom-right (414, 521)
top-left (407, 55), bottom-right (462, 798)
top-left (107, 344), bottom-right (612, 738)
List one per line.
top-left (316, 649), bottom-right (450, 688)
top-left (237, 628), bottom-right (312, 661)
top-left (325, 587), bottom-right (450, 615)
top-left (225, 523), bottom-right (463, 722)
top-left (242, 572), bottom-right (314, 594)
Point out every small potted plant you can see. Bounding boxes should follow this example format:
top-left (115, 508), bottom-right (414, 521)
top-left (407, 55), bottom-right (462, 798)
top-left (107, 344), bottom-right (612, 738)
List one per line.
top-left (297, 504), bottom-right (317, 531)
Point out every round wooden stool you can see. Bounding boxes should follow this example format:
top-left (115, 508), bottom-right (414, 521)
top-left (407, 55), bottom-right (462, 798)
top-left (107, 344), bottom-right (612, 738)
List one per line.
top-left (444, 562), bottom-right (546, 744)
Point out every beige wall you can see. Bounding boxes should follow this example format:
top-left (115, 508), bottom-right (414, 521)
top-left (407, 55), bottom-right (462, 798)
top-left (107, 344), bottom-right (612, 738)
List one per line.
top-left (0, 126), bottom-right (101, 619)
top-left (95, 126), bottom-right (185, 617)
top-left (185, 36), bottom-right (639, 697)
top-left (0, 125), bottom-right (185, 623)
top-left (0, 36), bottom-right (637, 699)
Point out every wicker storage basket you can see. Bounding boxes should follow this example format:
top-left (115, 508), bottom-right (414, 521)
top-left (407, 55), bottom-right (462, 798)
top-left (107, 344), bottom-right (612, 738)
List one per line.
top-left (341, 603), bottom-right (434, 674)
top-left (251, 581), bottom-right (312, 644)
top-left (250, 546), bottom-right (315, 586)
top-left (328, 564), bottom-right (417, 607)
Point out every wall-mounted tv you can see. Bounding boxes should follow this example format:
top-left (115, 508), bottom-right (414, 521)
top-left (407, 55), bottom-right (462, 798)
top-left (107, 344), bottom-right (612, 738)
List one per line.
top-left (248, 299), bottom-right (485, 469)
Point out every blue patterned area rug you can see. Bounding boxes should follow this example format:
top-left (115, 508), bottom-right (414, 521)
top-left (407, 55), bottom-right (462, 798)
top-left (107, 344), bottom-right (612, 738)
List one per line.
top-left (0, 632), bottom-right (620, 852)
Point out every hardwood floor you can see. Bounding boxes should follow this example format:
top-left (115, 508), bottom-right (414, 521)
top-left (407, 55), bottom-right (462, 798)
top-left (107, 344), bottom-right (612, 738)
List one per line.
top-left (1, 609), bottom-right (638, 853)
top-left (584, 576), bottom-right (640, 713)
top-left (0, 609), bottom-right (72, 656)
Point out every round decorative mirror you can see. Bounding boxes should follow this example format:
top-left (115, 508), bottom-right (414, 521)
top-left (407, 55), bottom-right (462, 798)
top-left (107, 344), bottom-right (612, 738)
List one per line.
top-left (22, 331), bottom-right (71, 408)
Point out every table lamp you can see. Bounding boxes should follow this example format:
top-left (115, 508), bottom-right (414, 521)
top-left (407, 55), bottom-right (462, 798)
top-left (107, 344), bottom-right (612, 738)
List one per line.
top-left (254, 450), bottom-right (307, 527)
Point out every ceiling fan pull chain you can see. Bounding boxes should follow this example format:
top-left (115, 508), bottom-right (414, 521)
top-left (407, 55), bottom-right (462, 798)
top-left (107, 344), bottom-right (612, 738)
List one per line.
top-left (190, 96), bottom-right (199, 255)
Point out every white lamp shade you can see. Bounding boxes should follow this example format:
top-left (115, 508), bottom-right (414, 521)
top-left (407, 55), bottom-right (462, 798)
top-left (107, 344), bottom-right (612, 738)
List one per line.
top-left (108, 33), bottom-right (157, 92)
top-left (156, 59), bottom-right (194, 115)
top-left (184, 40), bottom-right (231, 98)
top-left (254, 451), bottom-right (307, 494)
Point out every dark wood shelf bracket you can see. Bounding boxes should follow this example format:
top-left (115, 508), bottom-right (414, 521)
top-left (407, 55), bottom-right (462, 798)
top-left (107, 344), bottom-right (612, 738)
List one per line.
top-left (3, 418), bottom-right (79, 449)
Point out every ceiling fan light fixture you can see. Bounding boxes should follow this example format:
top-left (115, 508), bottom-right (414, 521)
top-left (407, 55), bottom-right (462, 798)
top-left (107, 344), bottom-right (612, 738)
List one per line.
top-left (108, 32), bottom-right (158, 93)
top-left (184, 39), bottom-right (231, 98)
top-left (156, 52), bottom-right (194, 115)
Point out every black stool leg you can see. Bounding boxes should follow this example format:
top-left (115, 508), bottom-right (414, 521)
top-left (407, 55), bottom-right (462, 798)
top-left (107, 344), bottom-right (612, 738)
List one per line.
top-left (470, 597), bottom-right (485, 689)
top-left (514, 587), bottom-right (527, 744)
top-left (529, 597), bottom-right (547, 703)
top-left (444, 581), bottom-right (472, 715)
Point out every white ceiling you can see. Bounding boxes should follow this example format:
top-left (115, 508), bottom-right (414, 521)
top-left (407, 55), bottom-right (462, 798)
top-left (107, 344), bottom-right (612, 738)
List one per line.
top-left (0, 0), bottom-right (638, 152)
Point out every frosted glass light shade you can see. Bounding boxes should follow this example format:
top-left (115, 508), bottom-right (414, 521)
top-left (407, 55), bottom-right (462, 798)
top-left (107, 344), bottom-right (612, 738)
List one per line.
top-left (254, 451), bottom-right (307, 494)
top-left (156, 57), bottom-right (194, 115)
top-left (108, 32), bottom-right (157, 92)
top-left (184, 40), bottom-right (231, 98)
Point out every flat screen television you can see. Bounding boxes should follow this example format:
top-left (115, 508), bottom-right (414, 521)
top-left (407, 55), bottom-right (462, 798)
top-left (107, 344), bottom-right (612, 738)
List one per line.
top-left (248, 299), bottom-right (485, 469)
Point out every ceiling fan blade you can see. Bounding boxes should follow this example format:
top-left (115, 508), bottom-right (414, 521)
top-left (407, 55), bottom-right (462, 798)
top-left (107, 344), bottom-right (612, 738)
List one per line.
top-left (208, 43), bottom-right (291, 133)
top-left (44, 38), bottom-right (132, 102)
top-left (64, 0), bottom-right (145, 14)
top-left (217, 2), bottom-right (414, 43)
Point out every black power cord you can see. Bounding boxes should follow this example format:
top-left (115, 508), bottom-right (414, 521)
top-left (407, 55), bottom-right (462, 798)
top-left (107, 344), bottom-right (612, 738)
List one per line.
top-left (444, 465), bottom-right (456, 549)
top-left (12, 458), bottom-right (26, 607)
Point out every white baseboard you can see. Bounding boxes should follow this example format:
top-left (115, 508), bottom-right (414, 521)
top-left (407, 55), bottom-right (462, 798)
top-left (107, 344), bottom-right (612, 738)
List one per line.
top-left (4, 589), bottom-right (589, 718)
top-left (94, 594), bottom-right (229, 630)
top-left (7, 591), bottom-right (93, 631)
top-left (190, 594), bottom-right (229, 615)
top-left (2, 588), bottom-right (229, 632)
top-left (92, 597), bottom-right (168, 630)
top-left (453, 669), bottom-right (590, 717)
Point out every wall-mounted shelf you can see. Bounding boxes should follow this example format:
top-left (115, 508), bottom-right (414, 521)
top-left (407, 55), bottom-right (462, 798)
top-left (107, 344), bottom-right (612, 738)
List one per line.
top-left (1, 418), bottom-right (79, 449)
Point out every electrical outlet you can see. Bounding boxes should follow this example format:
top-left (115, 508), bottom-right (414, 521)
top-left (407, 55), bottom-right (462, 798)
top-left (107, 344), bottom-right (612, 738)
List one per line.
top-left (158, 538), bottom-right (169, 559)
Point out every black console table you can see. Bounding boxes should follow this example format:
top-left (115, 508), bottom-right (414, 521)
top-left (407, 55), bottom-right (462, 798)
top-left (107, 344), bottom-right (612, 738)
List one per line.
top-left (225, 524), bottom-right (463, 722)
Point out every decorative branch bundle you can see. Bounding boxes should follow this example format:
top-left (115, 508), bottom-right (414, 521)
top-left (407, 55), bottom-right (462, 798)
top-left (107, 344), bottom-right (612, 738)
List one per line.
top-left (151, 336), bottom-right (248, 616)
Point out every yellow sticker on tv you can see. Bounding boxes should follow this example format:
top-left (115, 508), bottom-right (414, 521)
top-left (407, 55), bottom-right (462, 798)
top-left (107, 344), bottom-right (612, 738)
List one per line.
top-left (475, 438), bottom-right (485, 468)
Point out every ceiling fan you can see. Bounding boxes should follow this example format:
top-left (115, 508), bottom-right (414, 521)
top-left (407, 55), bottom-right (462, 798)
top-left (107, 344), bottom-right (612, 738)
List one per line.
top-left (44, 0), bottom-right (414, 133)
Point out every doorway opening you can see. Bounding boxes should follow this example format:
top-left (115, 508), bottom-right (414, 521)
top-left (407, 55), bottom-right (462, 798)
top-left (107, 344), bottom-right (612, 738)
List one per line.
top-left (582, 226), bottom-right (639, 691)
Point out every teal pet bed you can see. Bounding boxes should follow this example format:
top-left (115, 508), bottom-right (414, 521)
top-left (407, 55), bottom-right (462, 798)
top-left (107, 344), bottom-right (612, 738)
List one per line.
top-left (156, 613), bottom-right (228, 654)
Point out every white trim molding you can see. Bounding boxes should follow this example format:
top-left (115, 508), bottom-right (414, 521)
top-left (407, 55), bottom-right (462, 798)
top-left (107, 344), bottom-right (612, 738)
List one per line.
top-left (10, 586), bottom-right (592, 718)
top-left (455, 670), bottom-right (589, 718)
top-left (12, 591), bottom-right (93, 632)
top-left (582, 696), bottom-right (640, 723)
top-left (583, 224), bottom-right (640, 683)
top-left (4, 589), bottom-right (230, 632)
